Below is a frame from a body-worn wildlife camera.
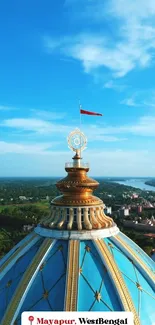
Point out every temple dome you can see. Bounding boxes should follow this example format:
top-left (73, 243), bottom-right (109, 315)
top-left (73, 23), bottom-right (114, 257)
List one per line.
top-left (0, 129), bottom-right (155, 325)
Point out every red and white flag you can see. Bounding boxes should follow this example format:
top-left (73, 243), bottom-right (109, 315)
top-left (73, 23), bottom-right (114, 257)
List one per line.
top-left (80, 107), bottom-right (102, 116)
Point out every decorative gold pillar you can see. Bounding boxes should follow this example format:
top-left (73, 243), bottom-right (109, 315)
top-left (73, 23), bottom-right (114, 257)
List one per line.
top-left (77, 207), bottom-right (82, 230)
top-left (97, 206), bottom-right (108, 228)
top-left (83, 207), bottom-right (92, 230)
top-left (57, 208), bottom-right (67, 229)
top-left (68, 208), bottom-right (74, 230)
top-left (50, 207), bottom-right (60, 228)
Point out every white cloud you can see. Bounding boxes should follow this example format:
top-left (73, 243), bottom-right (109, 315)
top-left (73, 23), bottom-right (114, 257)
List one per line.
top-left (0, 141), bottom-right (54, 154)
top-left (44, 0), bottom-right (155, 78)
top-left (0, 148), bottom-right (155, 176)
top-left (0, 105), bottom-right (17, 111)
top-left (2, 114), bottom-right (155, 141)
top-left (121, 89), bottom-right (155, 107)
top-left (1, 118), bottom-right (72, 135)
top-left (44, 34), bottom-right (137, 77)
top-left (104, 80), bottom-right (127, 91)
top-left (88, 135), bottom-right (127, 142)
top-left (1, 118), bottom-right (53, 134)
top-left (121, 97), bottom-right (138, 107)
top-left (82, 115), bottom-right (155, 138)
top-left (87, 149), bottom-right (154, 176)
top-left (128, 116), bottom-right (155, 136)
top-left (108, 0), bottom-right (155, 20)
top-left (31, 109), bottom-right (66, 120)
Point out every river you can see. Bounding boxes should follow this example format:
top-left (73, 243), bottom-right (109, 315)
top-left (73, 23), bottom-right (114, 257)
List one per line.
top-left (113, 179), bottom-right (155, 192)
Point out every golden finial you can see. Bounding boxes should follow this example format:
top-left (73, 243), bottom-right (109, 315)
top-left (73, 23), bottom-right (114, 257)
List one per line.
top-left (95, 291), bottom-right (102, 302)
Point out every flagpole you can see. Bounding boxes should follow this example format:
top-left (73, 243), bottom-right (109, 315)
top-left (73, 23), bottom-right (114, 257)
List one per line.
top-left (79, 99), bottom-right (82, 130)
top-left (79, 99), bottom-right (82, 162)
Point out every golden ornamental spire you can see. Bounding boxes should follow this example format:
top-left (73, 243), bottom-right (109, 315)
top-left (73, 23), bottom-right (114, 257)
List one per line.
top-left (67, 128), bottom-right (87, 167)
top-left (41, 129), bottom-right (114, 231)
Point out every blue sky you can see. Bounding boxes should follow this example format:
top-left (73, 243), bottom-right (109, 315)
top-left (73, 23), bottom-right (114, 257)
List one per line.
top-left (1, 0), bottom-right (155, 176)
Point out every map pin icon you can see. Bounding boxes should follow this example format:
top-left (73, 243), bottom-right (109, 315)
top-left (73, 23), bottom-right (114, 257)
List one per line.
top-left (28, 316), bottom-right (34, 325)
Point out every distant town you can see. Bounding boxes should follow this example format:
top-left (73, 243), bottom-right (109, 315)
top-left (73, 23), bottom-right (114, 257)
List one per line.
top-left (0, 177), bottom-right (155, 259)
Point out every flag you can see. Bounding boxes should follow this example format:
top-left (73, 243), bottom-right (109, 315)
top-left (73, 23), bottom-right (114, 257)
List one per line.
top-left (80, 108), bottom-right (102, 116)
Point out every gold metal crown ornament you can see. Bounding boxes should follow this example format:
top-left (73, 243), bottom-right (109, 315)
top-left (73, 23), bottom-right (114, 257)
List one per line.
top-left (41, 129), bottom-right (114, 231)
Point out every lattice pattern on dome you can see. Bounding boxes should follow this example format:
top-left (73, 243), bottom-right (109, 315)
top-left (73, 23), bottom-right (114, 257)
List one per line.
top-left (105, 236), bottom-right (155, 321)
top-left (78, 241), bottom-right (122, 311)
top-left (14, 241), bottom-right (68, 323)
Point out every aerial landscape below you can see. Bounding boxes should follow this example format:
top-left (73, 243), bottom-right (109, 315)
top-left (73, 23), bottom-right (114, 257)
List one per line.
top-left (0, 0), bottom-right (155, 323)
top-left (0, 175), bottom-right (155, 258)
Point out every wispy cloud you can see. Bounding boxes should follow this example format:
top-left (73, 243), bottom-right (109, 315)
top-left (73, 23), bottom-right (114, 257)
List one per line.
top-left (1, 118), bottom-right (53, 134)
top-left (87, 149), bottom-right (155, 176)
top-left (1, 117), bottom-right (126, 141)
top-left (2, 114), bottom-right (155, 141)
top-left (0, 105), bottom-right (18, 111)
top-left (44, 0), bottom-right (155, 79)
top-left (31, 109), bottom-right (66, 120)
top-left (82, 115), bottom-right (155, 138)
top-left (121, 89), bottom-right (155, 107)
top-left (1, 148), bottom-right (155, 177)
top-left (1, 118), bottom-right (73, 136)
top-left (88, 134), bottom-right (127, 142)
top-left (126, 116), bottom-right (155, 136)
top-left (104, 80), bottom-right (127, 92)
top-left (121, 97), bottom-right (138, 107)
top-left (0, 141), bottom-right (55, 154)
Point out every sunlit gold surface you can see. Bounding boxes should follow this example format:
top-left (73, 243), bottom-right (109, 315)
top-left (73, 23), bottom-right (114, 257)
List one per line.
top-left (39, 134), bottom-right (116, 231)
top-left (41, 204), bottom-right (114, 230)
top-left (42, 161), bottom-right (115, 230)
top-left (52, 194), bottom-right (103, 206)
top-left (52, 167), bottom-right (101, 206)
top-left (64, 240), bottom-right (79, 311)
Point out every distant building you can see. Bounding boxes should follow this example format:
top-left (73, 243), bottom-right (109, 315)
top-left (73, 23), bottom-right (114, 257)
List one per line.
top-left (137, 206), bottom-right (142, 214)
top-left (132, 193), bottom-right (139, 199)
top-left (23, 225), bottom-right (34, 232)
top-left (119, 207), bottom-right (129, 217)
top-left (150, 216), bottom-right (155, 225)
top-left (144, 233), bottom-right (155, 238)
top-left (19, 196), bottom-right (27, 200)
top-left (104, 206), bottom-right (112, 215)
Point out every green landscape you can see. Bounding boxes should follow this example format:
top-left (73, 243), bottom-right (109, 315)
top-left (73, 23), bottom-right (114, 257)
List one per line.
top-left (0, 177), bottom-right (155, 258)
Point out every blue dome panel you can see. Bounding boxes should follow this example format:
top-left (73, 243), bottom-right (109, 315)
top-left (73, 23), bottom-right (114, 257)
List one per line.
top-left (0, 230), bottom-right (155, 325)
top-left (0, 233), bottom-right (43, 323)
top-left (119, 232), bottom-right (155, 273)
top-left (78, 272), bottom-right (97, 311)
top-left (107, 236), bottom-right (155, 325)
top-left (78, 241), bottom-right (122, 312)
top-left (104, 238), bottom-right (139, 311)
top-left (17, 239), bottom-right (68, 318)
top-left (48, 275), bottom-right (66, 310)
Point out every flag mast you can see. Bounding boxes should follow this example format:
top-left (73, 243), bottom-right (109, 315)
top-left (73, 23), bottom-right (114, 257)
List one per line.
top-left (79, 99), bottom-right (82, 161)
